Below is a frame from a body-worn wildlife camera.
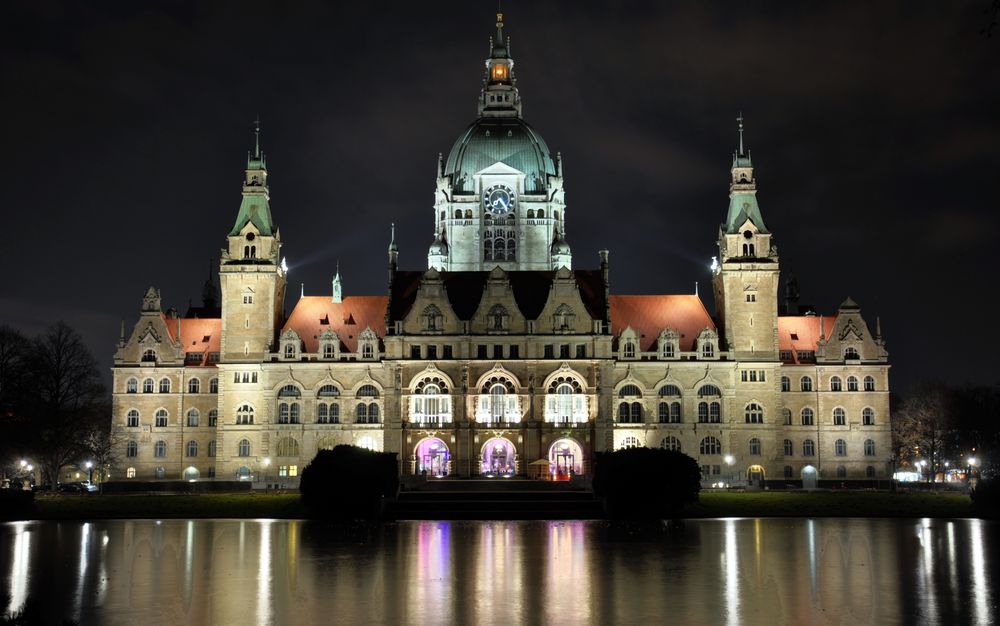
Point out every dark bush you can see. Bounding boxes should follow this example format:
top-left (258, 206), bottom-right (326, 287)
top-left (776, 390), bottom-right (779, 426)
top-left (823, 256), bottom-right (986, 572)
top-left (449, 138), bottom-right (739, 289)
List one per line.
top-left (0, 490), bottom-right (35, 521)
top-left (970, 479), bottom-right (1000, 518)
top-left (299, 445), bottom-right (399, 521)
top-left (592, 447), bottom-right (701, 520)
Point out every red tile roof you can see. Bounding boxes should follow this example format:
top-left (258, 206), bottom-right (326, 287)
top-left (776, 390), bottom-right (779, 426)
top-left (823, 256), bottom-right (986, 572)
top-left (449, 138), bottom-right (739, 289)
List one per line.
top-left (609, 295), bottom-right (715, 351)
top-left (777, 315), bottom-right (838, 363)
top-left (282, 296), bottom-right (388, 353)
top-left (162, 316), bottom-right (221, 367)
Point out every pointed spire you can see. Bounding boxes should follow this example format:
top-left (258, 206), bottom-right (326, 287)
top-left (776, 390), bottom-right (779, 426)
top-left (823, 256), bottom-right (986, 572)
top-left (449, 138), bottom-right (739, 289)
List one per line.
top-left (737, 112), bottom-right (745, 156)
top-left (254, 115), bottom-right (261, 159)
top-left (332, 261), bottom-right (343, 303)
top-left (876, 316), bottom-right (882, 339)
top-left (119, 319), bottom-right (126, 344)
top-left (388, 222), bottom-right (398, 252)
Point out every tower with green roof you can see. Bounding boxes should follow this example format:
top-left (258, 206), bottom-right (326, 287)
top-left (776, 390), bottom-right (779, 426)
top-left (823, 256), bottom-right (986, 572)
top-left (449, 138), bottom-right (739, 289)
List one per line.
top-left (219, 120), bottom-right (287, 362)
top-left (711, 115), bottom-right (780, 360)
top-left (429, 12), bottom-right (571, 272)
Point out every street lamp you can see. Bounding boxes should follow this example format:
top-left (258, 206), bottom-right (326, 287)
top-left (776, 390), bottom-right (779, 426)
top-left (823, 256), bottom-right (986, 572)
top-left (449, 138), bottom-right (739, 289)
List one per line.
top-left (968, 456), bottom-right (978, 485)
top-left (724, 454), bottom-right (735, 489)
top-left (262, 457), bottom-right (271, 488)
top-left (85, 461), bottom-right (94, 484)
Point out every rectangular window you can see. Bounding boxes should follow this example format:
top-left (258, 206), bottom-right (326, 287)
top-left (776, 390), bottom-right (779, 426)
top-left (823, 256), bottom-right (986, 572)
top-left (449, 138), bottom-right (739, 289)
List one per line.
top-left (185, 353), bottom-right (203, 365)
top-left (493, 345), bottom-right (503, 359)
top-left (508, 345), bottom-right (518, 358)
top-left (243, 295), bottom-right (253, 304)
top-left (560, 344), bottom-right (570, 358)
top-left (208, 352), bottom-right (220, 363)
top-left (477, 345), bottom-right (488, 359)
top-left (410, 345), bottom-right (421, 359)
top-left (288, 465), bottom-right (298, 477)
top-left (544, 345), bottom-right (554, 359)
top-left (576, 344), bottom-right (586, 359)
top-left (427, 345), bottom-right (438, 359)
top-left (443, 345), bottom-right (453, 359)
top-left (746, 294), bottom-right (756, 302)
top-left (713, 465), bottom-right (721, 476)
top-left (278, 465), bottom-right (288, 477)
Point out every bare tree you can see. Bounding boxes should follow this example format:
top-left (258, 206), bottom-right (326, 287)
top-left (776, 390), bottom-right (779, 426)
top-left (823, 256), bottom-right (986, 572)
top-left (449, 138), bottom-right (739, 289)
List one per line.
top-left (893, 381), bottom-right (955, 483)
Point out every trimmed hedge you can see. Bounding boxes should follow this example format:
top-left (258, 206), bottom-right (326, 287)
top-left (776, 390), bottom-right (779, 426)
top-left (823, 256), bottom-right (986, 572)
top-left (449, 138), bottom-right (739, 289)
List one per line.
top-left (299, 445), bottom-right (399, 521)
top-left (592, 447), bottom-right (701, 520)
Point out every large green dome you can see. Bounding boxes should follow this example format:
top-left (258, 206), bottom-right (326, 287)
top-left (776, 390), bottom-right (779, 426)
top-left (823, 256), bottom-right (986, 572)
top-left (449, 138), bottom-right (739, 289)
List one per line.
top-left (444, 117), bottom-right (556, 194)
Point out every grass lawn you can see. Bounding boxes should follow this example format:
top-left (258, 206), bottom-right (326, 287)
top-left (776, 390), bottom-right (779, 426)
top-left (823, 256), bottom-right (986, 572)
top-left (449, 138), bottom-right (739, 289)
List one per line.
top-left (9, 489), bottom-right (975, 521)
top-left (686, 490), bottom-right (974, 518)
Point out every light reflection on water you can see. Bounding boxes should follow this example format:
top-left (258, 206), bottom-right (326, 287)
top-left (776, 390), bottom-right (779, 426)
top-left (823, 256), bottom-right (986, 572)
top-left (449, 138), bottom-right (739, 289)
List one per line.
top-left (1, 518), bottom-right (997, 625)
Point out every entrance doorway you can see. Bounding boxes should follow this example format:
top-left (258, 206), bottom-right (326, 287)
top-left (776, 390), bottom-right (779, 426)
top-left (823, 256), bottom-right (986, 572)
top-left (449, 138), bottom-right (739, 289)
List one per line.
top-left (548, 438), bottom-right (584, 480)
top-left (481, 437), bottom-right (516, 476)
top-left (182, 466), bottom-right (200, 481)
top-left (747, 465), bottom-right (765, 489)
top-left (801, 465), bottom-right (818, 489)
top-left (415, 438), bottom-right (450, 477)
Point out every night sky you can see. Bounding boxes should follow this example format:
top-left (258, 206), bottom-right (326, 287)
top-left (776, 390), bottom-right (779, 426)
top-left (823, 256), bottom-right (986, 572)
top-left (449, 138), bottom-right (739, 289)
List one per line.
top-left (2, 1), bottom-right (997, 392)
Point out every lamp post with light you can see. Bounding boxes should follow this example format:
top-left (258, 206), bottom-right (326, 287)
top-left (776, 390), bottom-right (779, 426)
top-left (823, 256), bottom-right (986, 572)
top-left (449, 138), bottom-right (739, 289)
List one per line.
top-left (724, 454), bottom-right (735, 489)
top-left (262, 457), bottom-right (271, 489)
top-left (85, 461), bottom-right (94, 485)
top-left (968, 456), bottom-right (978, 487)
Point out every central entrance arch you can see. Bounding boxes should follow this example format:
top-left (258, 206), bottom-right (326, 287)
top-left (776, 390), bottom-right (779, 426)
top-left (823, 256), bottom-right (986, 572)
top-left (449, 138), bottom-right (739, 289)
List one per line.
top-left (415, 437), bottom-right (450, 477)
top-left (801, 465), bottom-right (818, 489)
top-left (481, 437), bottom-right (517, 476)
top-left (747, 464), bottom-right (766, 489)
top-left (548, 438), bottom-right (584, 480)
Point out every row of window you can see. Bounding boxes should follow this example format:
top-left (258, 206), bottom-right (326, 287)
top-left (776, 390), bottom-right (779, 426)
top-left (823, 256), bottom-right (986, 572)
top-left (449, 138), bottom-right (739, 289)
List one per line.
top-left (126, 377), bottom-right (219, 394)
top-left (126, 436), bottom-right (305, 460)
top-left (785, 406), bottom-right (876, 426)
top-left (623, 435), bottom-right (877, 458)
top-left (779, 347), bottom-right (862, 362)
top-left (126, 408), bottom-right (218, 428)
top-left (141, 349), bottom-right (220, 364)
top-left (782, 375), bottom-right (877, 392)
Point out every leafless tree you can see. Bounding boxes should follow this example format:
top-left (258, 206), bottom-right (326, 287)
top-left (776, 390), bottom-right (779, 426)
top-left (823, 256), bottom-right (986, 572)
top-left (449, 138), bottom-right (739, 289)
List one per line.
top-left (893, 381), bottom-right (955, 483)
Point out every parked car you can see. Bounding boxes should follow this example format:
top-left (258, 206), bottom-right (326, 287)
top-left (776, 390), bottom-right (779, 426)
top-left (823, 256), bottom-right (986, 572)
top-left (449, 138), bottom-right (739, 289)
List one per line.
top-left (58, 482), bottom-right (98, 494)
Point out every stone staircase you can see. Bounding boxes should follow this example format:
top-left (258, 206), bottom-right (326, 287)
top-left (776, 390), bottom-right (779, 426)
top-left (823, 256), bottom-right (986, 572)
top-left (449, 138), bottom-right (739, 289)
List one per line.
top-left (387, 479), bottom-right (605, 520)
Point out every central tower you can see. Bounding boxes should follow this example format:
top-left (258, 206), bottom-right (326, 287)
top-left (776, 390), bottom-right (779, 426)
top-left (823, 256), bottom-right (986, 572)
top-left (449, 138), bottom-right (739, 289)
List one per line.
top-left (428, 13), bottom-right (571, 272)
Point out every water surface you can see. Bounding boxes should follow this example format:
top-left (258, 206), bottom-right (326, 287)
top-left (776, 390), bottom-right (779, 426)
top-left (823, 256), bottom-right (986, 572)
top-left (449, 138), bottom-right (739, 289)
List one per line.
top-left (2, 518), bottom-right (996, 625)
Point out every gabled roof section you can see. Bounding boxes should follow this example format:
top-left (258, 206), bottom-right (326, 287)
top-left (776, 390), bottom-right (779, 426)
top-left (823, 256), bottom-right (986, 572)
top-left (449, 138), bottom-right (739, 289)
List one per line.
top-left (777, 315), bottom-right (838, 364)
top-left (725, 193), bottom-right (767, 234)
top-left (229, 193), bottom-right (274, 237)
top-left (161, 317), bottom-right (221, 366)
top-left (283, 296), bottom-right (388, 353)
top-left (389, 270), bottom-right (606, 323)
top-left (609, 295), bottom-right (715, 351)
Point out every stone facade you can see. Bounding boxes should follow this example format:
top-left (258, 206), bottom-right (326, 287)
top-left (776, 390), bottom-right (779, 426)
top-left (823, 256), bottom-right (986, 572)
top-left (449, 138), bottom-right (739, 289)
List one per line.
top-left (110, 15), bottom-right (891, 487)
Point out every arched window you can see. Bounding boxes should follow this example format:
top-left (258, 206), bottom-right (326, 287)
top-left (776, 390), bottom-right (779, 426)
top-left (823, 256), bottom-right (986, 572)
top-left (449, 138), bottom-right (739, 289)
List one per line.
top-left (290, 403), bottom-right (300, 424)
top-left (617, 402), bottom-right (630, 423)
top-left (748, 437), bottom-right (761, 456)
top-left (484, 239), bottom-right (493, 260)
top-left (660, 436), bottom-right (681, 452)
top-left (623, 340), bottom-right (636, 359)
top-left (317, 384), bottom-right (340, 398)
top-left (864, 439), bottom-right (875, 456)
top-left (368, 404), bottom-right (380, 423)
top-left (847, 376), bottom-right (859, 392)
top-left (618, 384), bottom-right (642, 397)
top-left (782, 408), bottom-right (792, 425)
top-left (866, 465), bottom-right (876, 478)
top-left (208, 409), bottom-right (218, 427)
top-left (701, 343), bottom-right (715, 358)
top-left (143, 378), bottom-right (154, 393)
top-left (236, 404), bottom-right (254, 425)
top-left (126, 378), bottom-right (138, 393)
top-left (801, 407), bottom-right (814, 426)
top-left (833, 407), bottom-right (846, 426)
top-left (800, 376), bottom-right (813, 392)
top-left (155, 409), bottom-right (168, 427)
top-left (657, 402), bottom-right (669, 423)
top-left (802, 439), bottom-right (815, 456)
top-left (836, 465), bottom-right (847, 478)
top-left (186, 409), bottom-right (200, 427)
top-left (357, 384), bottom-right (379, 398)
top-left (186, 440), bottom-right (198, 457)
top-left (783, 439), bottom-right (793, 456)
top-left (630, 402), bottom-right (642, 423)
top-left (142, 349), bottom-right (157, 363)
top-left (834, 439), bottom-right (847, 456)
top-left (159, 378), bottom-right (171, 393)
top-left (700, 437), bottom-right (721, 455)
top-left (780, 376), bottom-right (790, 392)
top-left (356, 403), bottom-right (368, 423)
top-left (830, 376), bottom-right (842, 392)
top-left (126, 467), bottom-right (136, 478)
top-left (126, 441), bottom-right (138, 458)
top-left (864, 376), bottom-right (875, 391)
top-left (620, 436), bottom-right (641, 450)
top-left (745, 403), bottom-right (764, 424)
top-left (318, 403), bottom-right (329, 423)
top-left (276, 437), bottom-right (300, 457)
top-left (209, 377), bottom-right (219, 393)
top-left (278, 403), bottom-right (290, 424)
top-left (698, 384), bottom-right (722, 397)
top-left (188, 378), bottom-right (200, 394)
top-left (126, 409), bottom-right (140, 427)
top-left (154, 440), bottom-right (167, 458)
top-left (658, 384), bottom-right (682, 397)
top-left (844, 347), bottom-right (860, 360)
top-left (278, 384), bottom-right (301, 398)
top-left (238, 439), bottom-right (251, 457)
top-left (207, 440), bottom-right (216, 457)
top-left (862, 407), bottom-right (875, 425)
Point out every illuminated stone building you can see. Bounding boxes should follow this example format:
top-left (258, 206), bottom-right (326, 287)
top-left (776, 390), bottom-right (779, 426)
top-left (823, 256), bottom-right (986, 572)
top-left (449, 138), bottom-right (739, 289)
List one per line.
top-left (111, 14), bottom-right (890, 487)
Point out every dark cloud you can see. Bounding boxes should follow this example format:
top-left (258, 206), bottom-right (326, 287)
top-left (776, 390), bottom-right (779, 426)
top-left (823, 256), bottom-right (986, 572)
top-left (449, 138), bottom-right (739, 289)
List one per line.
top-left (1, 0), bottom-right (997, 391)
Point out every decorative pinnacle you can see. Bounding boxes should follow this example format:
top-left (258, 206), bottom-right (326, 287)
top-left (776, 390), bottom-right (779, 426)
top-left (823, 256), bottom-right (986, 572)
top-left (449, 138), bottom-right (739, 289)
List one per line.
top-left (737, 112), bottom-right (745, 156)
top-left (253, 115), bottom-right (261, 159)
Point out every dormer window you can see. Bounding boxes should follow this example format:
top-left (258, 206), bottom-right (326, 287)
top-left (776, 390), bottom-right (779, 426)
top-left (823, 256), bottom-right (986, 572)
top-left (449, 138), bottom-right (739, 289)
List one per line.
top-left (553, 304), bottom-right (574, 332)
top-left (697, 329), bottom-right (719, 359)
top-left (358, 327), bottom-right (378, 360)
top-left (318, 329), bottom-right (339, 360)
top-left (142, 349), bottom-right (157, 363)
top-left (844, 347), bottom-right (860, 360)
top-left (488, 304), bottom-right (508, 332)
top-left (279, 329), bottom-right (301, 360)
top-left (623, 341), bottom-right (636, 359)
top-left (657, 329), bottom-right (679, 360)
top-left (423, 305), bottom-right (443, 332)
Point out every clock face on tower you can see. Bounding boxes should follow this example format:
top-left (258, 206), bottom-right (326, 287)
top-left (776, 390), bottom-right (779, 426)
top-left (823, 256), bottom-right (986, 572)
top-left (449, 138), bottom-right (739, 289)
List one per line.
top-left (483, 184), bottom-right (516, 215)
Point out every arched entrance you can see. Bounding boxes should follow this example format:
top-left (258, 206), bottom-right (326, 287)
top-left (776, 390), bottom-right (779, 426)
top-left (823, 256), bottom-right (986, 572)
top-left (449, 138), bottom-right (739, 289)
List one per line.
top-left (481, 437), bottom-right (517, 477)
top-left (801, 465), bottom-right (818, 489)
top-left (236, 466), bottom-right (251, 481)
top-left (747, 464), bottom-right (765, 489)
top-left (154, 466), bottom-right (166, 479)
top-left (182, 466), bottom-right (200, 481)
top-left (415, 437), bottom-right (450, 477)
top-left (548, 438), bottom-right (584, 480)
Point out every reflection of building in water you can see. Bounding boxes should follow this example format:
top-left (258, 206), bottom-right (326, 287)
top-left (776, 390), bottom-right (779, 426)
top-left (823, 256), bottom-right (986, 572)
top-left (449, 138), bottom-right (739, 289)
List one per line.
top-left (109, 12), bottom-right (890, 488)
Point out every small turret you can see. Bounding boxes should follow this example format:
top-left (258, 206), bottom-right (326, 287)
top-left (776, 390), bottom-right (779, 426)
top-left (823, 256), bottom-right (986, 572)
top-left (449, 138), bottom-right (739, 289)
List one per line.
top-left (332, 262), bottom-right (343, 303)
